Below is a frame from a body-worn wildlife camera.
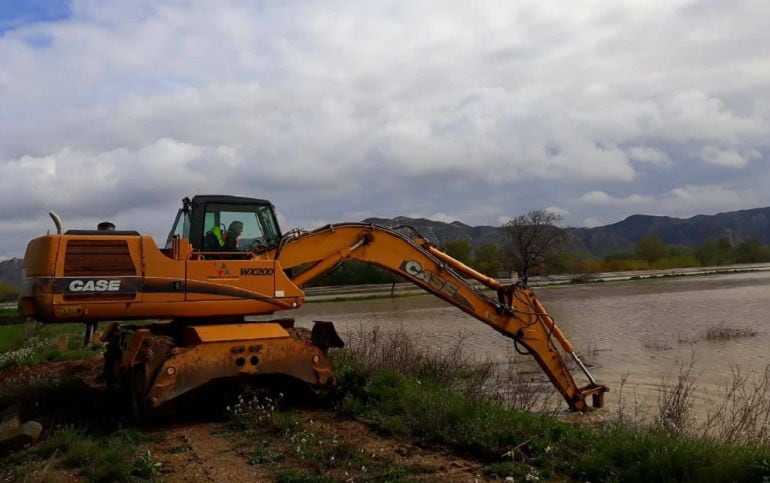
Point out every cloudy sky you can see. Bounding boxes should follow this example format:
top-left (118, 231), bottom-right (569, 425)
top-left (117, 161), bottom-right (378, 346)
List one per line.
top-left (1, 0), bottom-right (769, 259)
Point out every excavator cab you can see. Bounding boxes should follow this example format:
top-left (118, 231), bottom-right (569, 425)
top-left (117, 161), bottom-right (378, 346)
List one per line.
top-left (165, 195), bottom-right (282, 253)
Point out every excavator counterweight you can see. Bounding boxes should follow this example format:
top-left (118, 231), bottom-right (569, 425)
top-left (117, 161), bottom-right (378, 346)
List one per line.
top-left (19, 195), bottom-right (607, 418)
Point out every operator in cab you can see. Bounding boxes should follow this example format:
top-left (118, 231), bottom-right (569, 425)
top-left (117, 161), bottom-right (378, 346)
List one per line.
top-left (224, 221), bottom-right (243, 250)
top-left (204, 220), bottom-right (244, 251)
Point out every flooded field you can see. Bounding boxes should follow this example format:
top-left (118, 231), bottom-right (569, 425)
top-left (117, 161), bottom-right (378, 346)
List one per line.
top-left (293, 271), bottom-right (770, 415)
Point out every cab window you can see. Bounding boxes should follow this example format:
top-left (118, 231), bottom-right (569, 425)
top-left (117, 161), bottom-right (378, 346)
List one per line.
top-left (165, 209), bottom-right (190, 248)
top-left (202, 203), bottom-right (280, 251)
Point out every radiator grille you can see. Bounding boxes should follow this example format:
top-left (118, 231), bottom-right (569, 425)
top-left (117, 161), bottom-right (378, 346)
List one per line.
top-left (64, 240), bottom-right (137, 276)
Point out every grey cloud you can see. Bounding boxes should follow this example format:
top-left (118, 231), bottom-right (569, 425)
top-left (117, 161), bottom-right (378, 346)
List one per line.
top-left (1, 0), bottom-right (770, 258)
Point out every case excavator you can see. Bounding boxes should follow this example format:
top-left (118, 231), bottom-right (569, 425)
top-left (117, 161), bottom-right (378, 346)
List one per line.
top-left (19, 195), bottom-right (607, 418)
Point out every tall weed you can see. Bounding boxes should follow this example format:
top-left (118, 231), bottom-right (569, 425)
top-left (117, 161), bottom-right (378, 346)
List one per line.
top-left (656, 355), bottom-right (697, 433)
top-left (335, 326), bottom-right (494, 397)
top-left (700, 366), bottom-right (770, 446)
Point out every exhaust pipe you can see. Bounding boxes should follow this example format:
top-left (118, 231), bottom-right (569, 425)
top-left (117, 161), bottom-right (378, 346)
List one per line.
top-left (48, 212), bottom-right (62, 235)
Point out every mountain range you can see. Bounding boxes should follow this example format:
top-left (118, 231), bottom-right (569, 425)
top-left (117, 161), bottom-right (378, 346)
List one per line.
top-left (366, 206), bottom-right (770, 257)
top-left (2, 206), bottom-right (769, 286)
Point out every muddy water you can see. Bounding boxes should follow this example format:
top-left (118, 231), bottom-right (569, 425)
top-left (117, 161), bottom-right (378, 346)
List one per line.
top-left (292, 271), bottom-right (770, 415)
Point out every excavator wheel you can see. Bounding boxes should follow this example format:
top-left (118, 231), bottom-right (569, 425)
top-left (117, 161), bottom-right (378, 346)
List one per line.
top-left (127, 334), bottom-right (176, 423)
top-left (102, 324), bottom-right (125, 395)
top-left (129, 364), bottom-right (151, 423)
top-left (128, 365), bottom-right (175, 423)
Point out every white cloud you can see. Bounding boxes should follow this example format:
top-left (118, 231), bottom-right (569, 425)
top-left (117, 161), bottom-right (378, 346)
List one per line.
top-left (1, 1), bottom-right (770, 256)
top-left (699, 146), bottom-right (759, 168)
top-left (579, 184), bottom-right (755, 218)
top-left (579, 191), bottom-right (613, 204)
top-left (579, 191), bottom-right (653, 206)
top-left (581, 217), bottom-right (604, 228)
top-left (0, 138), bottom-right (240, 219)
top-left (649, 90), bottom-right (768, 144)
top-left (428, 213), bottom-right (457, 223)
top-left (545, 206), bottom-right (570, 218)
top-left (667, 184), bottom-right (747, 209)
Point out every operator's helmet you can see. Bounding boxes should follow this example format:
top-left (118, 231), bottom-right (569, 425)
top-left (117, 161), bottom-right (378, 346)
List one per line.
top-left (227, 220), bottom-right (244, 236)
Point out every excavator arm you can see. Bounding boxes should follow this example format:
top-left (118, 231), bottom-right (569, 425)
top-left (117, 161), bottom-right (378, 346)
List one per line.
top-left (270, 223), bottom-right (608, 411)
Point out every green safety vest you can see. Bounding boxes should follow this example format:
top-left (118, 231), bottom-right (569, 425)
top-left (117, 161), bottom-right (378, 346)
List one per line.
top-left (211, 226), bottom-right (225, 247)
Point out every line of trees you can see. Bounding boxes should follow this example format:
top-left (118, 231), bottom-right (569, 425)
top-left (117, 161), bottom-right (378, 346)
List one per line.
top-left (592, 236), bottom-right (770, 271)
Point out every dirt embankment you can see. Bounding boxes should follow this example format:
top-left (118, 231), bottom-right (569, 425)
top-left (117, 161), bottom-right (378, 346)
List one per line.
top-left (144, 413), bottom-right (487, 482)
top-left (0, 359), bottom-right (492, 482)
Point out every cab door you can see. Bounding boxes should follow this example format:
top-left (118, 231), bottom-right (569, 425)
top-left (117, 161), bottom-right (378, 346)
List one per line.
top-left (184, 202), bottom-right (280, 313)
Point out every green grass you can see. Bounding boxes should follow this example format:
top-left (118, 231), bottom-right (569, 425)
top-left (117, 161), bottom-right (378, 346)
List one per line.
top-left (332, 364), bottom-right (770, 483)
top-left (227, 388), bottom-right (440, 481)
top-left (0, 322), bottom-right (103, 369)
top-left (0, 323), bottom-right (28, 351)
top-left (33, 427), bottom-right (161, 482)
top-left (0, 309), bottom-right (24, 326)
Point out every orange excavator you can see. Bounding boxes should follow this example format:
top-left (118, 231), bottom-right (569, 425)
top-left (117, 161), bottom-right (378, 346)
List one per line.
top-left (19, 195), bottom-right (607, 417)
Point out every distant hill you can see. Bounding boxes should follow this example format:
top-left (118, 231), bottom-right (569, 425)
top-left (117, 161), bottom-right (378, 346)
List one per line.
top-left (1, 206), bottom-right (768, 286)
top-left (363, 216), bottom-right (504, 247)
top-left (366, 206), bottom-right (770, 257)
top-left (569, 207), bottom-right (770, 256)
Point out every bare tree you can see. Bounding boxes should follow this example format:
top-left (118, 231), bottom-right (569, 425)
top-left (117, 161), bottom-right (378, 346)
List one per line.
top-left (503, 210), bottom-right (568, 286)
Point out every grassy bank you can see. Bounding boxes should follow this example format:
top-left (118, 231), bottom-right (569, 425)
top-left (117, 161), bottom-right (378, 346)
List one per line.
top-left (28, 428), bottom-right (160, 482)
top-left (0, 307), bottom-right (24, 325)
top-left (219, 329), bottom-right (769, 481)
top-left (0, 321), bottom-right (102, 369)
top-left (326, 330), bottom-right (770, 482)
top-left (336, 370), bottom-right (768, 482)
top-left (2, 326), bottom-right (768, 482)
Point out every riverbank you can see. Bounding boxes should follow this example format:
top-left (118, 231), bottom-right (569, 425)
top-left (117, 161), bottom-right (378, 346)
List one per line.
top-left (1, 328), bottom-right (768, 482)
